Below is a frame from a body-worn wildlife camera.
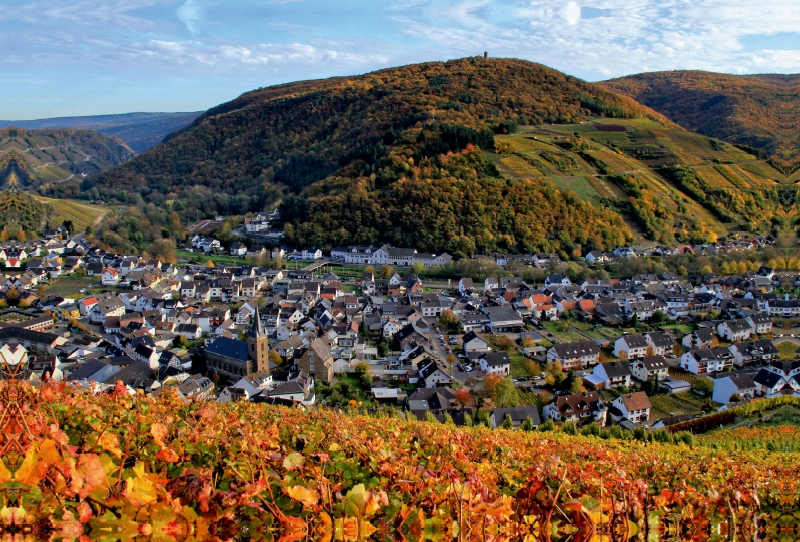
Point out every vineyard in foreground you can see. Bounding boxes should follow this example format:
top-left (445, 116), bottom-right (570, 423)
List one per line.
top-left (0, 381), bottom-right (796, 541)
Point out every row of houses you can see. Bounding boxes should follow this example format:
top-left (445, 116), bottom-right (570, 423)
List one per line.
top-left (331, 244), bottom-right (453, 268)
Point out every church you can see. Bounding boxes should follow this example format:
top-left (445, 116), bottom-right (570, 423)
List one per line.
top-left (204, 307), bottom-right (269, 381)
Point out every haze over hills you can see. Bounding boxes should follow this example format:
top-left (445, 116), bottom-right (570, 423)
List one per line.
top-left (601, 71), bottom-right (800, 175)
top-left (0, 127), bottom-right (134, 188)
top-left (0, 112), bottom-right (201, 154)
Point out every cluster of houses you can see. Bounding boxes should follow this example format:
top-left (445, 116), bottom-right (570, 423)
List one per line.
top-left (582, 237), bottom-right (775, 263)
top-left (0, 228), bottom-right (796, 433)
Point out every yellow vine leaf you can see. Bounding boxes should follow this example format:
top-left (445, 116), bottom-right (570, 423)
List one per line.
top-left (124, 462), bottom-right (158, 507)
top-left (285, 485), bottom-right (319, 508)
top-left (98, 432), bottom-right (122, 458)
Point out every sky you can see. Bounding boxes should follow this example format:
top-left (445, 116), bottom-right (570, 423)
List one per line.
top-left (3, 0), bottom-right (800, 119)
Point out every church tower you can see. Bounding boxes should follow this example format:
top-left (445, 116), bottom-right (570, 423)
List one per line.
top-left (247, 306), bottom-right (269, 374)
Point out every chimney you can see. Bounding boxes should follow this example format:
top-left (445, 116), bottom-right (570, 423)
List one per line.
top-left (484, 51), bottom-right (488, 58)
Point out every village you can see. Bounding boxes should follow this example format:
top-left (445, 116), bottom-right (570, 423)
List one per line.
top-left (0, 225), bottom-right (796, 432)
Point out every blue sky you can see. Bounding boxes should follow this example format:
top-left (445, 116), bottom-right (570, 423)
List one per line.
top-left (2, 0), bottom-right (800, 119)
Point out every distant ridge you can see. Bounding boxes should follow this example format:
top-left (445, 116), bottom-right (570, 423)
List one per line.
top-left (0, 112), bottom-right (202, 153)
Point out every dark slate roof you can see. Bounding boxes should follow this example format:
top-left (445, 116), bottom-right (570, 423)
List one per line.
top-left (727, 373), bottom-right (756, 390)
top-left (0, 327), bottom-right (60, 345)
top-left (754, 369), bottom-right (783, 388)
top-left (104, 360), bottom-right (154, 387)
top-left (204, 337), bottom-right (249, 362)
top-left (645, 332), bottom-right (674, 348)
top-left (551, 340), bottom-right (600, 357)
top-left (491, 406), bottom-right (541, 426)
top-left (640, 355), bottom-right (668, 370)
top-left (600, 361), bottom-right (631, 378)
top-left (407, 387), bottom-right (456, 410)
top-left (621, 334), bottom-right (649, 348)
top-left (482, 352), bottom-right (511, 367)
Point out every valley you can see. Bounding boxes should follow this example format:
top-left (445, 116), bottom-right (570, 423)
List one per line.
top-left (0, 127), bottom-right (134, 186)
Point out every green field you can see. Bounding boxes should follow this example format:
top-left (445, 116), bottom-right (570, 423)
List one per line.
top-left (776, 340), bottom-right (797, 360)
top-left (44, 277), bottom-right (98, 298)
top-left (649, 391), bottom-right (711, 420)
top-left (176, 250), bottom-right (253, 267)
top-left (542, 322), bottom-right (587, 343)
top-left (548, 176), bottom-right (604, 201)
top-left (34, 197), bottom-right (108, 231)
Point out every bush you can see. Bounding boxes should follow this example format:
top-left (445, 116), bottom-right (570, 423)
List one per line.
top-left (538, 418), bottom-right (555, 432)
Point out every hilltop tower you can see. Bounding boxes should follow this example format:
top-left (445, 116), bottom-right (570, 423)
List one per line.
top-left (247, 306), bottom-right (269, 374)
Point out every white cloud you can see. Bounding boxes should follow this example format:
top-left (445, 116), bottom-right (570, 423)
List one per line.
top-left (562, 2), bottom-right (581, 25)
top-left (120, 40), bottom-right (386, 71)
top-left (393, 0), bottom-right (800, 78)
top-left (177, 0), bottom-right (204, 35)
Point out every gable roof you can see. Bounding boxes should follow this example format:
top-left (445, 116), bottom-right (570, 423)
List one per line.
top-left (551, 340), bottom-right (600, 358)
top-left (599, 361), bottom-right (631, 378)
top-left (482, 351), bottom-right (511, 367)
top-left (621, 334), bottom-right (649, 348)
top-left (639, 355), bottom-right (668, 370)
top-left (619, 392), bottom-right (651, 411)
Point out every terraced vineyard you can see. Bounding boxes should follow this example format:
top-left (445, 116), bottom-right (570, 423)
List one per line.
top-left (493, 118), bottom-right (789, 243)
top-left (33, 196), bottom-right (108, 231)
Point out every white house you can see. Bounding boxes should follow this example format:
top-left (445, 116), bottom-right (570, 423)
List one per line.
top-left (417, 358), bottom-right (453, 388)
top-left (630, 355), bottom-right (669, 382)
top-left (680, 348), bottom-right (729, 375)
top-left (478, 352), bottom-right (511, 376)
top-left (728, 340), bottom-right (779, 366)
top-left (458, 278), bottom-right (475, 295)
top-left (745, 314), bottom-right (772, 335)
top-left (543, 392), bottom-right (607, 424)
top-left (547, 341), bottom-right (601, 370)
top-left (101, 268), bottom-right (120, 286)
top-left (89, 299), bottom-right (126, 324)
top-left (613, 334), bottom-right (650, 360)
top-left (462, 331), bottom-right (489, 353)
top-left (230, 242), bottom-right (247, 256)
top-left (753, 361), bottom-right (800, 398)
top-left (717, 319), bottom-right (752, 342)
top-left (544, 274), bottom-right (571, 289)
top-left (645, 332), bottom-right (674, 357)
top-left (610, 392), bottom-right (651, 425)
top-left (682, 328), bottom-right (716, 350)
top-left (301, 248), bottom-right (323, 260)
top-left (585, 361), bottom-right (632, 389)
top-left (712, 373), bottom-right (757, 404)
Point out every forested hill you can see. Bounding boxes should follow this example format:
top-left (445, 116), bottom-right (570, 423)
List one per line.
top-left (601, 71), bottom-right (800, 173)
top-left (81, 57), bottom-right (675, 256)
top-left (0, 127), bottom-right (134, 187)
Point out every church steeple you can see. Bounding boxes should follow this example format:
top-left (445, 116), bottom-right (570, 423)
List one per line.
top-left (247, 305), bottom-right (269, 373)
top-left (248, 305), bottom-right (265, 338)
